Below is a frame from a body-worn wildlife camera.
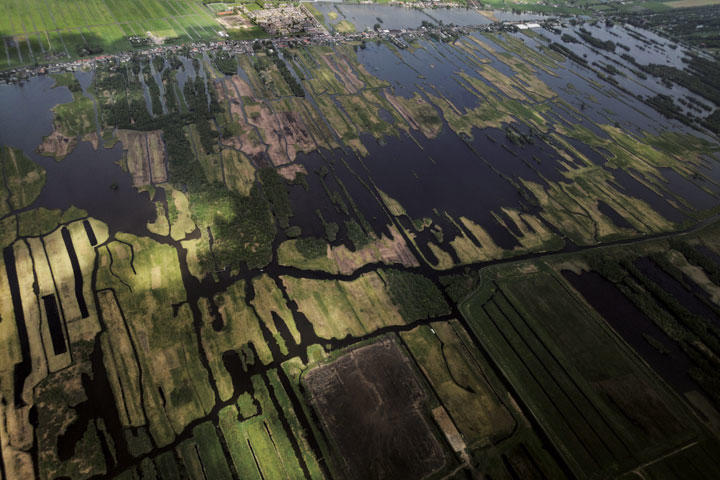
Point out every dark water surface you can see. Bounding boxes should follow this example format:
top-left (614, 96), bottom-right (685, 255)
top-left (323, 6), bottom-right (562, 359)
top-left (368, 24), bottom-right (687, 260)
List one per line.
top-left (562, 270), bottom-right (696, 394)
top-left (1, 19), bottom-right (720, 477)
top-left (29, 141), bottom-right (156, 236)
top-left (0, 76), bottom-right (70, 153)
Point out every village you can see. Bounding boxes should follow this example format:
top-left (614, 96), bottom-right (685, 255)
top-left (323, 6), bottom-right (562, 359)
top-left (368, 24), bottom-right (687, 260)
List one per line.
top-left (0, 12), bottom-right (548, 85)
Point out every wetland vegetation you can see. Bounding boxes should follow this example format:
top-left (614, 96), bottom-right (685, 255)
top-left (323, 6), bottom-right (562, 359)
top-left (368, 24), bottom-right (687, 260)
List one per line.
top-left (2, 1), bottom-right (720, 479)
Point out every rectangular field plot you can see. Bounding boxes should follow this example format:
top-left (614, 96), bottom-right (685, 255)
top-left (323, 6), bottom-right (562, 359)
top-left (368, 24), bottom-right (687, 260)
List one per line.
top-left (400, 320), bottom-right (516, 449)
top-left (303, 337), bottom-right (453, 480)
top-left (460, 268), bottom-right (700, 479)
top-left (400, 320), bottom-right (570, 479)
top-left (0, 0), bottom-right (221, 68)
top-left (105, 367), bottom-right (322, 479)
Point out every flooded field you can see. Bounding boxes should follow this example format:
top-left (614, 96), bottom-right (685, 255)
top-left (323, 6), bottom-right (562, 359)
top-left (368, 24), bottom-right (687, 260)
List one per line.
top-left (314, 2), bottom-right (493, 30)
top-left (2, 9), bottom-right (720, 479)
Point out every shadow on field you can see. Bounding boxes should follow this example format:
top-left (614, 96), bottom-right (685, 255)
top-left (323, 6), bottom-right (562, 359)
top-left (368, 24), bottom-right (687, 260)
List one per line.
top-left (0, 29), bottom-right (184, 69)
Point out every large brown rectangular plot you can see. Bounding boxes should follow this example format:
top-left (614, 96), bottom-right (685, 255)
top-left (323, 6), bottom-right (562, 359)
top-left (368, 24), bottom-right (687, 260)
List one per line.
top-left (304, 337), bottom-right (450, 480)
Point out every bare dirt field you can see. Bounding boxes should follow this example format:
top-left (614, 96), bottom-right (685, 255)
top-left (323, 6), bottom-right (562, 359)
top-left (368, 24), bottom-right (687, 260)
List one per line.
top-left (216, 13), bottom-right (255, 30)
top-left (303, 337), bottom-right (450, 480)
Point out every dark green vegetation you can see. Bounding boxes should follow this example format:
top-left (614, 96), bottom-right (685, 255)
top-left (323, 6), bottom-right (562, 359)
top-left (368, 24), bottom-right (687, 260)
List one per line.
top-left (259, 167), bottom-right (293, 229)
top-left (93, 54), bottom-right (284, 271)
top-left (579, 229), bottom-right (720, 409)
top-left (459, 234), bottom-right (720, 478)
top-left (192, 185), bottom-right (276, 270)
top-left (3, 4), bottom-right (720, 479)
top-left (621, 4), bottom-right (720, 52)
top-left (639, 57), bottom-right (720, 133)
top-left (384, 269), bottom-right (449, 319)
top-left (0, 146), bottom-right (45, 215)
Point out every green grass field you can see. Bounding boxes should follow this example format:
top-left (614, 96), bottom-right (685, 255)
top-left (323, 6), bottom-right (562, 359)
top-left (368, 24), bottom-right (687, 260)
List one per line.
top-left (664, 0), bottom-right (720, 6)
top-left (460, 262), bottom-right (704, 478)
top-left (0, 0), bottom-right (221, 69)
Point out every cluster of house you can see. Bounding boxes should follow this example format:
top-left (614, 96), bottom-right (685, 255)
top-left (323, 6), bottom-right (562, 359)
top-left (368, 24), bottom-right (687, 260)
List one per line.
top-left (247, 4), bottom-right (326, 36)
top-left (0, 2), bottom-right (553, 85)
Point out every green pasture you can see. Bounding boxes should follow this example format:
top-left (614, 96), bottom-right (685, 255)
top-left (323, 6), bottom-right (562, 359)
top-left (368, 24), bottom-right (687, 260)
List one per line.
top-left (460, 264), bottom-right (700, 479)
top-left (0, 0), bottom-right (221, 69)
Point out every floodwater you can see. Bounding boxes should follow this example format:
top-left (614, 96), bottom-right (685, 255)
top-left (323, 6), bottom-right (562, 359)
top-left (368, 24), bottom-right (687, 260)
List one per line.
top-left (563, 270), bottom-right (697, 393)
top-left (1, 16), bottom-right (720, 476)
top-left (0, 75), bottom-right (70, 153)
top-left (310, 2), bottom-right (553, 30)
top-left (314, 2), bottom-right (491, 31)
top-left (1, 22), bottom-right (719, 250)
top-left (634, 256), bottom-right (720, 325)
top-left (29, 142), bottom-right (156, 236)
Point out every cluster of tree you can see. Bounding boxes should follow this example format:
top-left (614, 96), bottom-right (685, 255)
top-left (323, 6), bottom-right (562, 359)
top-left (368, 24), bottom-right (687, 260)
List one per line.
top-left (627, 257), bottom-right (720, 400)
top-left (259, 167), bottom-right (293, 228)
top-left (548, 42), bottom-right (588, 66)
top-left (130, 58), bottom-right (142, 76)
top-left (670, 241), bottom-right (720, 286)
top-left (640, 59), bottom-right (720, 106)
top-left (619, 271), bottom-right (720, 405)
top-left (275, 55), bottom-right (304, 97)
top-left (315, 209), bottom-right (339, 242)
top-left (626, 258), bottom-right (720, 351)
top-left (288, 57), bottom-right (306, 82)
top-left (93, 61), bottom-right (285, 272)
top-left (439, 270), bottom-right (481, 303)
top-left (295, 236), bottom-right (327, 259)
top-left (285, 225), bottom-right (302, 238)
top-left (63, 78), bottom-right (83, 93)
top-left (383, 270), bottom-right (448, 320)
top-left (289, 172), bottom-right (308, 190)
top-left (620, 53), bottom-right (636, 65)
top-left (164, 119), bottom-right (200, 189)
top-left (251, 52), bottom-right (304, 96)
top-left (128, 98), bottom-right (154, 129)
top-left (333, 176), bottom-right (374, 235)
top-left (152, 55), bottom-right (165, 74)
top-left (705, 110), bottom-right (720, 136)
top-left (214, 51), bottom-right (238, 76)
top-left (254, 48), bottom-right (305, 97)
top-left (167, 55), bottom-right (183, 70)
top-left (617, 43), bottom-right (631, 52)
top-left (586, 254), bottom-right (627, 283)
top-left (588, 252), bottom-right (720, 406)
top-left (622, 5), bottom-right (720, 50)
top-left (645, 94), bottom-right (691, 126)
top-left (617, 53), bottom-right (648, 79)
top-left (196, 185), bottom-right (277, 271)
top-left (600, 63), bottom-right (619, 76)
top-left (684, 94), bottom-right (712, 113)
top-left (577, 28), bottom-right (616, 52)
top-left (145, 69), bottom-right (164, 117)
top-left (505, 126), bottom-right (534, 145)
top-left (141, 76), bottom-right (220, 187)
top-left (639, 57), bottom-right (720, 133)
top-left (162, 68), bottom-right (178, 112)
top-left (196, 118), bottom-right (218, 154)
top-left (319, 176), bottom-right (350, 216)
top-left (95, 69), bottom-right (131, 127)
top-left (96, 62), bottom-right (221, 132)
top-left (184, 75), bottom-right (221, 152)
top-left (78, 44), bottom-right (103, 56)
top-left (345, 219), bottom-right (371, 251)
